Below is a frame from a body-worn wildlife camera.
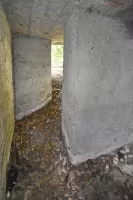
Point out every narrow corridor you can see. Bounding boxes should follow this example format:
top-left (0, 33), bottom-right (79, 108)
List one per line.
top-left (6, 72), bottom-right (133, 200)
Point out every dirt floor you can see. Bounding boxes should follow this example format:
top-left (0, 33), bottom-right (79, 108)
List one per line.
top-left (6, 70), bottom-right (133, 200)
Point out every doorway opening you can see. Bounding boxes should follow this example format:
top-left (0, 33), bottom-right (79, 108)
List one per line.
top-left (51, 45), bottom-right (63, 77)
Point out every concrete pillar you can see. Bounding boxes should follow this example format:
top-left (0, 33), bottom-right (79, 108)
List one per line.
top-left (63, 8), bottom-right (133, 165)
top-left (0, 6), bottom-right (14, 199)
top-left (13, 36), bottom-right (52, 120)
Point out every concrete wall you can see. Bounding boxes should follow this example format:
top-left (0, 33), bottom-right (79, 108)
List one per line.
top-left (0, 6), bottom-right (14, 199)
top-left (13, 36), bottom-right (52, 120)
top-left (63, 8), bottom-right (133, 165)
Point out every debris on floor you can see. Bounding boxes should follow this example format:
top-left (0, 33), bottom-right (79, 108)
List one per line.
top-left (6, 71), bottom-right (133, 200)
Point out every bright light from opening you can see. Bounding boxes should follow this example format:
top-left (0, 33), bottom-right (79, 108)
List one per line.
top-left (51, 45), bottom-right (63, 67)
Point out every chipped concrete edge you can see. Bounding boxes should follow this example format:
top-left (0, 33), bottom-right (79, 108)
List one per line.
top-left (62, 123), bottom-right (133, 166)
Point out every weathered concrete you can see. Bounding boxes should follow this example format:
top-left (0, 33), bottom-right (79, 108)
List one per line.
top-left (81, 0), bottom-right (133, 16)
top-left (2, 0), bottom-right (133, 44)
top-left (0, 6), bottom-right (14, 199)
top-left (1, 0), bottom-right (83, 44)
top-left (1, 0), bottom-right (133, 166)
top-left (13, 36), bottom-right (52, 120)
top-left (63, 8), bottom-right (133, 165)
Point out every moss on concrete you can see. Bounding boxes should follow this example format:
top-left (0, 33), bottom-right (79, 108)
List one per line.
top-left (0, 6), bottom-right (14, 200)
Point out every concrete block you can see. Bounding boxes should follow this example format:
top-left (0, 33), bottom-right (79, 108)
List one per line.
top-left (13, 35), bottom-right (52, 120)
top-left (63, 8), bottom-right (133, 165)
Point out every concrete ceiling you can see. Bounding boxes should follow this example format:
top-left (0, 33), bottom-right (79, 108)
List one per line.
top-left (2, 0), bottom-right (133, 44)
top-left (2, 0), bottom-right (83, 44)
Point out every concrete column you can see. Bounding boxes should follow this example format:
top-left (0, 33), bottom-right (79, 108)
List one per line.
top-left (0, 6), bottom-right (14, 199)
top-left (63, 8), bottom-right (133, 165)
top-left (13, 36), bottom-right (52, 120)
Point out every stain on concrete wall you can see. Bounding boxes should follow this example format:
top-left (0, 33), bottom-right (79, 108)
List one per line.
top-left (0, 6), bottom-right (14, 200)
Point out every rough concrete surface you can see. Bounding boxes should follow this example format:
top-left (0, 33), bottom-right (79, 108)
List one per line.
top-left (13, 35), bottom-right (52, 120)
top-left (1, 0), bottom-right (83, 44)
top-left (2, 0), bottom-right (133, 43)
top-left (81, 0), bottom-right (133, 16)
top-left (0, 6), bottom-right (14, 200)
top-left (63, 8), bottom-right (133, 165)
